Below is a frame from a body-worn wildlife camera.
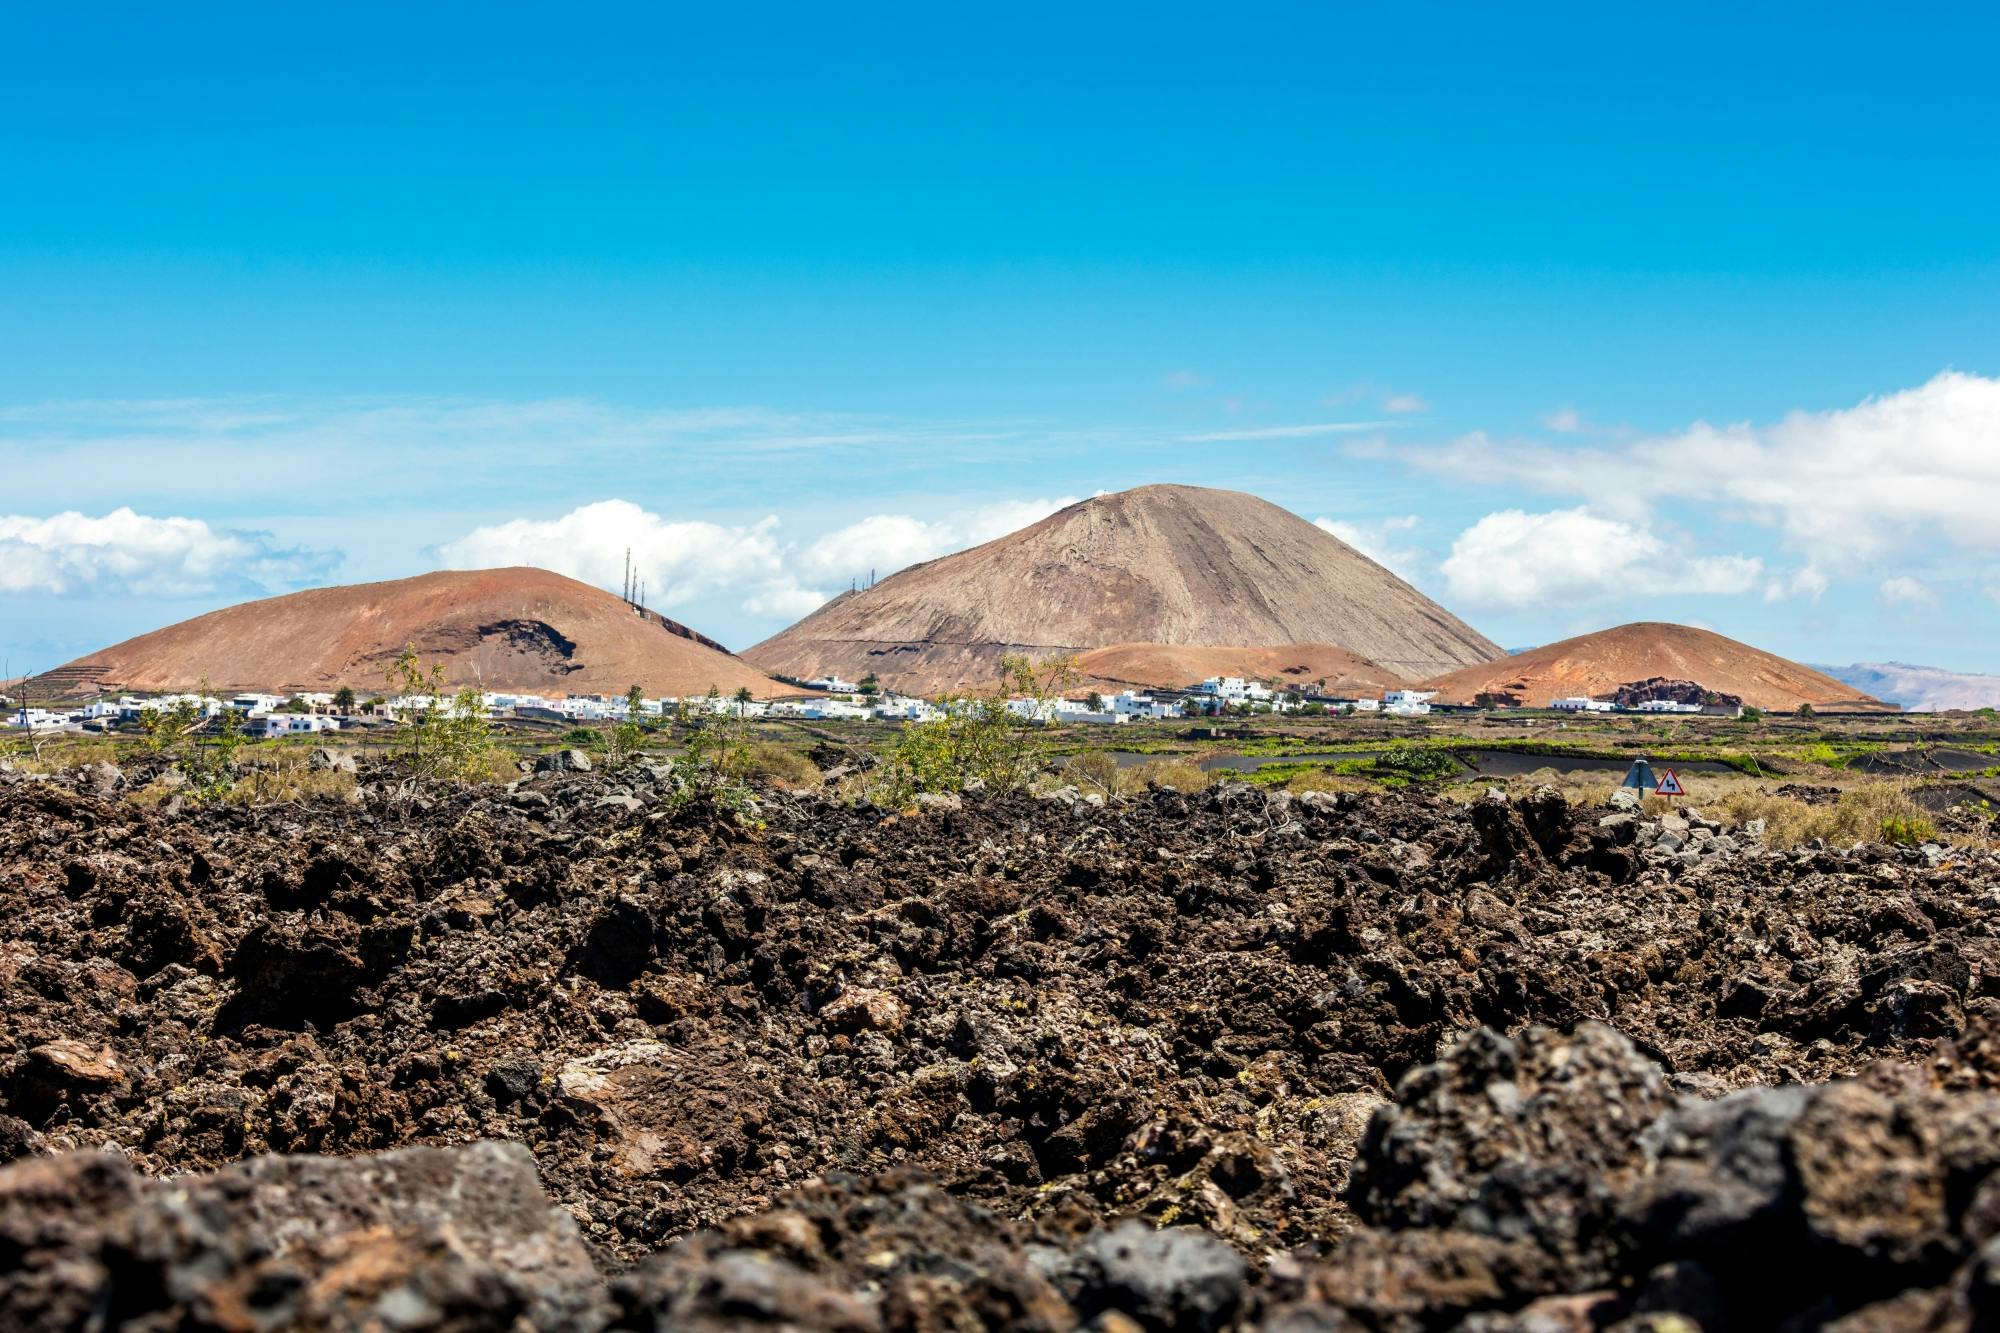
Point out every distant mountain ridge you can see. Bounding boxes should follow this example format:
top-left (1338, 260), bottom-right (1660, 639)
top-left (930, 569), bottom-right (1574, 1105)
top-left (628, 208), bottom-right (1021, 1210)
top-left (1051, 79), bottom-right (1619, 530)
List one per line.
top-left (745, 484), bottom-right (1503, 694)
top-left (1817, 662), bottom-right (2000, 713)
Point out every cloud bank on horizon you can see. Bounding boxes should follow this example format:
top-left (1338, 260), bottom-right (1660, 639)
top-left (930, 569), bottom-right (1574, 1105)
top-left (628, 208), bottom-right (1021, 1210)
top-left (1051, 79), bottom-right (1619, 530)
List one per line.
top-left (3, 370), bottom-right (1999, 669)
top-left (430, 495), bottom-right (1081, 629)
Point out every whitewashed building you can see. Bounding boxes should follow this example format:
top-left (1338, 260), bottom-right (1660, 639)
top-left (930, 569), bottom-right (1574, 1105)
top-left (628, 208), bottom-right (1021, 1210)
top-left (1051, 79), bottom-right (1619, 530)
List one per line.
top-left (246, 714), bottom-right (342, 739)
top-left (1550, 697), bottom-right (1617, 713)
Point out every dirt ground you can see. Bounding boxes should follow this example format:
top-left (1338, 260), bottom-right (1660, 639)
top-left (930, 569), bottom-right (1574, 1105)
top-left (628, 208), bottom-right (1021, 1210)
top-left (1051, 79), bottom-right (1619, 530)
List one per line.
top-left (7, 757), bottom-right (2000, 1329)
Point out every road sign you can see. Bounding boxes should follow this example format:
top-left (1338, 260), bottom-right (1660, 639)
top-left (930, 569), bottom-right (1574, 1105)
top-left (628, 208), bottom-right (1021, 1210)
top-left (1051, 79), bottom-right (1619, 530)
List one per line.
top-left (1621, 757), bottom-right (1657, 790)
top-left (1654, 769), bottom-right (1686, 798)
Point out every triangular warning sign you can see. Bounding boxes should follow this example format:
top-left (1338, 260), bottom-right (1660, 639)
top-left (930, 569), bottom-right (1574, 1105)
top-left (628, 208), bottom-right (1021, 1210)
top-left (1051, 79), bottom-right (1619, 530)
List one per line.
top-left (1654, 769), bottom-right (1686, 797)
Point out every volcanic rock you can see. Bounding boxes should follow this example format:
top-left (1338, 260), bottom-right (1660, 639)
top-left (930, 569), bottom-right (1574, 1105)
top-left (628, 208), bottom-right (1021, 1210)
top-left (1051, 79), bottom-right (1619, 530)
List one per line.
top-left (7, 769), bottom-right (2000, 1327)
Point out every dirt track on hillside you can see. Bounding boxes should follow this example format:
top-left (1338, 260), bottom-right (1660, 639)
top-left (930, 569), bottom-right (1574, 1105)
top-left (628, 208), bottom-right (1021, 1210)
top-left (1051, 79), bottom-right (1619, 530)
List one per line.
top-left (6, 761), bottom-right (2000, 1328)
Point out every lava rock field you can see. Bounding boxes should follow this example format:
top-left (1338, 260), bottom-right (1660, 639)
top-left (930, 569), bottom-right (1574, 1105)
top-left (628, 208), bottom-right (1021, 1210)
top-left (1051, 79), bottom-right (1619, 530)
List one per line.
top-left (5, 761), bottom-right (2000, 1330)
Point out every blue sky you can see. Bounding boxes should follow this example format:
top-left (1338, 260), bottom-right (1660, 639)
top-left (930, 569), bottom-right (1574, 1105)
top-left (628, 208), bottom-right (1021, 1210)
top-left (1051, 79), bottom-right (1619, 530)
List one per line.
top-left (4, 3), bottom-right (2000, 677)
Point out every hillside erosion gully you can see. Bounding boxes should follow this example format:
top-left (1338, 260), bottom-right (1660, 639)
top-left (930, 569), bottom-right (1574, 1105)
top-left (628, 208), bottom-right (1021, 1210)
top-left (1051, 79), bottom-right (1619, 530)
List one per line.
top-left (4, 759), bottom-right (2000, 1329)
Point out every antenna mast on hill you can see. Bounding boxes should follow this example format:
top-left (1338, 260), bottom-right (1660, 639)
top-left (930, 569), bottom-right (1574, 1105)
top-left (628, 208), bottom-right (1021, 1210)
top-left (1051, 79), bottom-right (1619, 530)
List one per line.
top-left (622, 548), bottom-right (632, 605)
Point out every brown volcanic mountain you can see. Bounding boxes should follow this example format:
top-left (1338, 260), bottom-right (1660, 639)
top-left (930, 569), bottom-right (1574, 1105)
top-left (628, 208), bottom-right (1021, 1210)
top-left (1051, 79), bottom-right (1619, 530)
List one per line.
top-left (1422, 622), bottom-right (1891, 712)
top-left (1076, 642), bottom-right (1404, 696)
top-left (745, 484), bottom-right (1502, 693)
top-left (38, 567), bottom-right (785, 699)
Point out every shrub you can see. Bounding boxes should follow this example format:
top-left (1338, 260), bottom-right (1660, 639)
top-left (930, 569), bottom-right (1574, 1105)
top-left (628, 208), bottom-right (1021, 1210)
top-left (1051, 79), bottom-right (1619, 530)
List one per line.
top-left (137, 682), bottom-right (244, 801)
top-left (1880, 814), bottom-right (1936, 846)
top-left (1372, 742), bottom-right (1459, 782)
top-left (658, 709), bottom-right (756, 810)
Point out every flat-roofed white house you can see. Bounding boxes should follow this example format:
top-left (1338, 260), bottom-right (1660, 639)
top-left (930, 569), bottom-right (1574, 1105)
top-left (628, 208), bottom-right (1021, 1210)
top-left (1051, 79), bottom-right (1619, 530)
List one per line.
top-left (246, 713), bottom-right (342, 739)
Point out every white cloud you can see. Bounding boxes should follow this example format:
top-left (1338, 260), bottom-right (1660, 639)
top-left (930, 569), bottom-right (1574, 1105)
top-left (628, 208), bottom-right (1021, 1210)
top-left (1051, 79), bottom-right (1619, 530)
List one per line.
top-left (0, 508), bottom-right (336, 597)
top-left (1382, 393), bottom-right (1429, 415)
top-left (436, 500), bottom-right (797, 608)
top-left (742, 585), bottom-right (833, 620)
top-left (436, 495), bottom-right (1081, 624)
top-left (1413, 371), bottom-right (2000, 572)
top-left (799, 496), bottom-right (1078, 587)
top-left (1182, 420), bottom-right (1395, 442)
top-left (1879, 575), bottom-right (1938, 608)
top-left (1439, 508), bottom-right (1763, 610)
top-left (1541, 406), bottom-right (1583, 432)
top-left (1763, 565), bottom-right (1829, 603)
top-left (1313, 515), bottom-right (1424, 577)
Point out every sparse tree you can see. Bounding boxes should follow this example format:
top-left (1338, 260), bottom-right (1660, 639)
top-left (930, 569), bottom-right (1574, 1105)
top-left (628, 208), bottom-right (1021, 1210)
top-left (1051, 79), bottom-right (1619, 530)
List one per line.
top-left (857, 672), bottom-right (880, 698)
top-left (386, 645), bottom-right (491, 781)
top-left (732, 685), bottom-right (754, 717)
top-left (603, 683), bottom-right (648, 769)
top-left (333, 686), bottom-right (357, 714)
top-left (873, 653), bottom-right (1080, 804)
top-left (1086, 692), bottom-right (1107, 713)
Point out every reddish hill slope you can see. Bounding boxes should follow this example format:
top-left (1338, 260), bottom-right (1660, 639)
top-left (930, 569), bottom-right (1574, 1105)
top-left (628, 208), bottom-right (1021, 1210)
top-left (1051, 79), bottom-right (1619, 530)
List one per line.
top-left (1075, 642), bottom-right (1404, 696)
top-left (37, 567), bottom-right (785, 699)
top-left (745, 484), bottom-right (1502, 694)
top-left (1422, 622), bottom-right (1891, 712)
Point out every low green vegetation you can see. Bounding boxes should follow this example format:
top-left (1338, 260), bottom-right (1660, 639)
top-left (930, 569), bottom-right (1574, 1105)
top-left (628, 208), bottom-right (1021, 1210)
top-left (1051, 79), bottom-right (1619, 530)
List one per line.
top-left (1880, 814), bottom-right (1938, 846)
top-left (1373, 741), bottom-right (1461, 781)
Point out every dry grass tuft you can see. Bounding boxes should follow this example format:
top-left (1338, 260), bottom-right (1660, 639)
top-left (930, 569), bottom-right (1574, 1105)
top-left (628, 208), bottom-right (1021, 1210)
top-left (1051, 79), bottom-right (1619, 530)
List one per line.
top-left (1708, 779), bottom-right (1938, 849)
top-left (1065, 751), bottom-right (1120, 797)
top-left (1119, 759), bottom-right (1214, 793)
top-left (225, 752), bottom-right (360, 805)
top-left (730, 741), bottom-right (822, 789)
top-left (13, 736), bottom-right (122, 773)
top-left (1281, 769), bottom-right (1375, 796)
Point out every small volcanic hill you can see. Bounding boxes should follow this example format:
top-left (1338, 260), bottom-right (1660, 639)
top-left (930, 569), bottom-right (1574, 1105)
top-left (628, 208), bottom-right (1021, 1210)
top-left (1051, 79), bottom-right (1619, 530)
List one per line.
top-left (37, 568), bottom-right (784, 699)
top-left (745, 484), bottom-right (1502, 694)
top-left (1075, 642), bottom-right (1404, 697)
top-left (1423, 622), bottom-right (1891, 712)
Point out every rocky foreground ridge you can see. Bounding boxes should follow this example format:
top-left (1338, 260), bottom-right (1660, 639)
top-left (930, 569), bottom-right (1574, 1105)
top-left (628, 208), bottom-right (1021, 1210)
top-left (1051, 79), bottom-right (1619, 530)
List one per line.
top-left (5, 760), bottom-right (2000, 1329)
